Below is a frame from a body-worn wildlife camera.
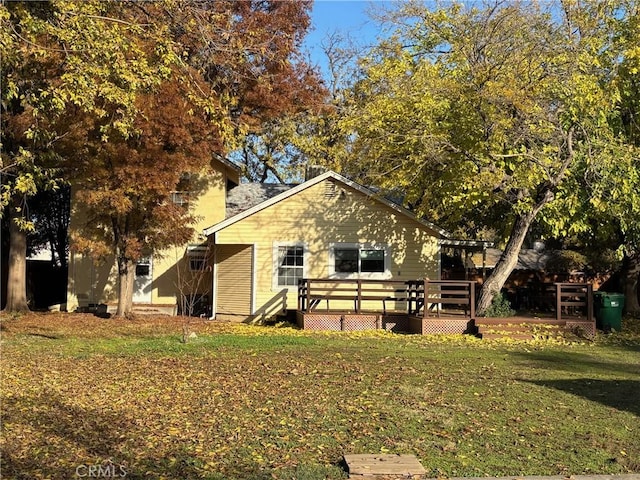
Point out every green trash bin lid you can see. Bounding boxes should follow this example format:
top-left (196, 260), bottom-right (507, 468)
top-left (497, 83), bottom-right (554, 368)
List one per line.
top-left (595, 292), bottom-right (625, 307)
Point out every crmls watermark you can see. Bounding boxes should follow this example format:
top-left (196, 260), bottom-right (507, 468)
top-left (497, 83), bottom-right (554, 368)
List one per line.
top-left (75, 463), bottom-right (127, 478)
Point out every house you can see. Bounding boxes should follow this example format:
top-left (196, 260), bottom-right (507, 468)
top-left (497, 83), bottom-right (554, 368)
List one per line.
top-left (66, 162), bottom-right (451, 319)
top-left (66, 155), bottom-right (240, 313)
top-left (64, 162), bottom-right (597, 336)
top-left (204, 170), bottom-right (449, 322)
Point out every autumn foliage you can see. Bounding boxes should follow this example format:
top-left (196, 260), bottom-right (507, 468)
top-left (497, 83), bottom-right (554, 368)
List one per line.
top-left (1, 0), bottom-right (324, 314)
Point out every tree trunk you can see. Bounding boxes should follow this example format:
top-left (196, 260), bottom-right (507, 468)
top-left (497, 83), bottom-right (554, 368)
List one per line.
top-left (621, 251), bottom-right (640, 314)
top-left (476, 196), bottom-right (550, 315)
top-left (4, 201), bottom-right (30, 313)
top-left (115, 257), bottom-right (134, 317)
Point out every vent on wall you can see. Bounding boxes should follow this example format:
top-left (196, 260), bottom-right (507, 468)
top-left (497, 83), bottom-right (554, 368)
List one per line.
top-left (324, 182), bottom-right (338, 199)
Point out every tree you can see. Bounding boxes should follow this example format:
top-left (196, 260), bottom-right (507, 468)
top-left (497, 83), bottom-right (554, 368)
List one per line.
top-left (599, 133), bottom-right (640, 315)
top-left (68, 79), bottom-right (216, 317)
top-left (340, 0), bottom-right (631, 314)
top-left (73, 0), bottom-right (323, 316)
top-left (1, 0), bottom-right (179, 313)
top-left (2, 0), bottom-right (324, 316)
top-left (611, 2), bottom-right (640, 313)
top-left (234, 32), bottom-right (362, 183)
top-left (543, 1), bottom-right (640, 313)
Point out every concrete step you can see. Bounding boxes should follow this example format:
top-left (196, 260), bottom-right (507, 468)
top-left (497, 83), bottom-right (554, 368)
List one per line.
top-left (131, 304), bottom-right (175, 316)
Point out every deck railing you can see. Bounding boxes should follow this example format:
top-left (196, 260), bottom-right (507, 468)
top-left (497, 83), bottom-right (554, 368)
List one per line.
top-left (297, 278), bottom-right (424, 314)
top-left (423, 279), bottom-right (476, 319)
top-left (297, 278), bottom-right (476, 317)
top-left (555, 282), bottom-right (594, 322)
top-left (298, 279), bottom-right (593, 322)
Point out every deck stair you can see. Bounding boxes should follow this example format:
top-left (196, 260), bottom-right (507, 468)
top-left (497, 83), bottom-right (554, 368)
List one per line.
top-left (475, 318), bottom-right (568, 341)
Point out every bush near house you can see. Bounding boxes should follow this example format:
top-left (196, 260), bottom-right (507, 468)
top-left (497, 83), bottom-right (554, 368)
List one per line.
top-left (479, 291), bottom-right (516, 317)
top-left (1, 313), bottom-right (639, 479)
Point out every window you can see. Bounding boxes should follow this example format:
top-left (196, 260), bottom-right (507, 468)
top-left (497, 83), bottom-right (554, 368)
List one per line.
top-left (135, 264), bottom-right (150, 276)
top-left (360, 249), bottom-right (385, 272)
top-left (189, 254), bottom-right (206, 271)
top-left (170, 191), bottom-right (190, 208)
top-left (335, 248), bottom-right (358, 273)
top-left (186, 245), bottom-right (208, 271)
top-left (136, 257), bottom-right (151, 276)
top-left (274, 244), bottom-right (305, 287)
top-left (330, 244), bottom-right (389, 277)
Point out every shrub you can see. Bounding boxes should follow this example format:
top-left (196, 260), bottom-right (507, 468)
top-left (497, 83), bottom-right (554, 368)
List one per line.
top-left (483, 292), bottom-right (516, 317)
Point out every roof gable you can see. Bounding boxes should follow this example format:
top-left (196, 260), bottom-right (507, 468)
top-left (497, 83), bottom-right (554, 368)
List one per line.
top-left (203, 171), bottom-right (449, 238)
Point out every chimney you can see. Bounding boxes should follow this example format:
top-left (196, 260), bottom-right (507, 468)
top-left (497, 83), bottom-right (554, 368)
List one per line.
top-left (305, 164), bottom-right (327, 181)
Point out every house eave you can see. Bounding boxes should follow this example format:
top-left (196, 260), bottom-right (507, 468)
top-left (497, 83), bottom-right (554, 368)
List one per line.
top-left (439, 239), bottom-right (495, 248)
top-left (213, 152), bottom-right (240, 172)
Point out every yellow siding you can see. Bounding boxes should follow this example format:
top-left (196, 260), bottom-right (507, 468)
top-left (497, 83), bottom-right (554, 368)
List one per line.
top-left (66, 186), bottom-right (119, 309)
top-left (67, 252), bottom-right (118, 308)
top-left (215, 244), bottom-right (253, 317)
top-left (68, 160), bottom-right (233, 310)
top-left (215, 178), bottom-right (440, 318)
top-left (151, 160), bottom-right (231, 304)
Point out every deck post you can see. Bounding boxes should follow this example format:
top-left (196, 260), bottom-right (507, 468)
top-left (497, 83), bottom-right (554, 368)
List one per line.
top-left (555, 283), bottom-right (562, 321)
top-left (423, 278), bottom-right (429, 319)
top-left (356, 279), bottom-right (362, 313)
top-left (587, 283), bottom-right (594, 322)
top-left (306, 279), bottom-right (311, 313)
top-left (469, 281), bottom-right (476, 319)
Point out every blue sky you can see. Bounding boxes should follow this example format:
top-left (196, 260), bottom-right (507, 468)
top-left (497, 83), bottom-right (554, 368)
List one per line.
top-left (304, 1), bottom-right (391, 76)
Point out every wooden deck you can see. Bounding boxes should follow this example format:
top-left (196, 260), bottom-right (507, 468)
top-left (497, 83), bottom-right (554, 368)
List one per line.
top-left (296, 279), bottom-right (595, 337)
top-left (296, 311), bottom-right (595, 337)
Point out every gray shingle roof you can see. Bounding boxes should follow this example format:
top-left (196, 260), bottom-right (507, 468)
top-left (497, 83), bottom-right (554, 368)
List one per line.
top-left (225, 183), bottom-right (296, 218)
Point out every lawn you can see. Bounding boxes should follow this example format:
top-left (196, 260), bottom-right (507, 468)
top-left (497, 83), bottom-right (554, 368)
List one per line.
top-left (1, 313), bottom-right (639, 480)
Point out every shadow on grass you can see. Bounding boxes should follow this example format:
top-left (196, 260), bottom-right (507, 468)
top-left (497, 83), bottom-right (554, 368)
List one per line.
top-left (2, 389), bottom-right (347, 479)
top-left (511, 350), bottom-right (640, 377)
top-left (522, 378), bottom-right (640, 416)
top-left (1, 392), bottom-right (215, 479)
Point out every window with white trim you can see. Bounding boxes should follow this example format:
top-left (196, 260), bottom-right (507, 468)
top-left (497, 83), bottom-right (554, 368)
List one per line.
top-left (135, 256), bottom-right (152, 276)
top-left (330, 243), bottom-right (389, 277)
top-left (274, 244), bottom-right (306, 287)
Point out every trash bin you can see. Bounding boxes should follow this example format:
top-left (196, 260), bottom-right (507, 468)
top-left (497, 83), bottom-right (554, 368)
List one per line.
top-left (593, 292), bottom-right (625, 331)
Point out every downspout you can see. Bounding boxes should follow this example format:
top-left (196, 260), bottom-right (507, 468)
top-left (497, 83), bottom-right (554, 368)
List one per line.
top-left (211, 237), bottom-right (217, 320)
top-left (437, 238), bottom-right (442, 281)
top-left (251, 243), bottom-right (257, 317)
